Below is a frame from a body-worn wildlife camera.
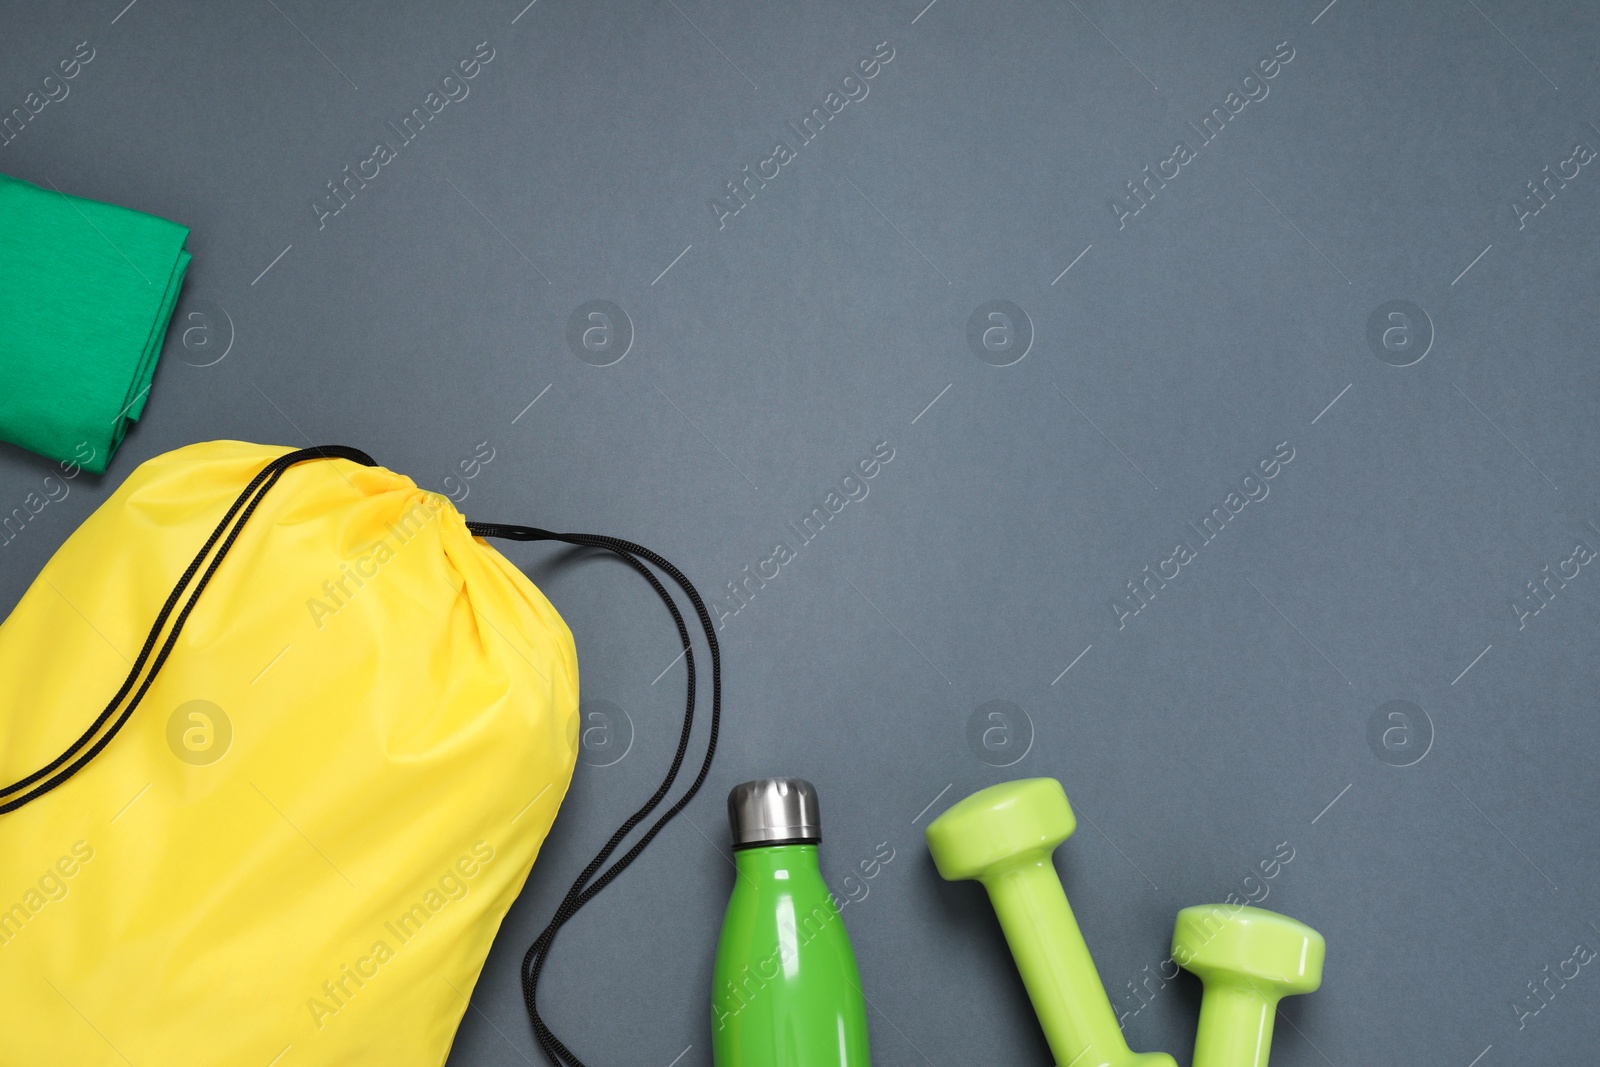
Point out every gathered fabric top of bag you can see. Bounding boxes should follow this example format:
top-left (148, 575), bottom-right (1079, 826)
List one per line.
top-left (0, 440), bottom-right (581, 1066)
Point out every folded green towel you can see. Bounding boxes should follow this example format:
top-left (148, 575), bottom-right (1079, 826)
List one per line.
top-left (0, 172), bottom-right (190, 474)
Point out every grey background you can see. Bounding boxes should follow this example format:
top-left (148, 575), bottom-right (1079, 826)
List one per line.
top-left (2, 0), bottom-right (1597, 1064)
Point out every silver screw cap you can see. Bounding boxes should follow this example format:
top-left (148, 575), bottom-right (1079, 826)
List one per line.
top-left (727, 778), bottom-right (821, 848)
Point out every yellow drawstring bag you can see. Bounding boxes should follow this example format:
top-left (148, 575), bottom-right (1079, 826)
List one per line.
top-left (0, 441), bottom-right (584, 1065)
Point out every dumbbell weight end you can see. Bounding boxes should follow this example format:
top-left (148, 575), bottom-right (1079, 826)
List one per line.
top-left (1172, 904), bottom-right (1325, 1067)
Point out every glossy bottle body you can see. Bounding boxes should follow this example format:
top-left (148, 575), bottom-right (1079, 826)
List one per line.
top-left (711, 844), bottom-right (871, 1067)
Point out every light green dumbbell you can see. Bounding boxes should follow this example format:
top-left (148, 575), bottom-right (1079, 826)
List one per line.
top-left (926, 779), bottom-right (1176, 1067)
top-left (1171, 905), bottom-right (1325, 1067)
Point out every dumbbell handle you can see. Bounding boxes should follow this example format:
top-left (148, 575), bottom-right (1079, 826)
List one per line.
top-left (979, 858), bottom-right (1136, 1067)
top-left (1192, 980), bottom-right (1279, 1067)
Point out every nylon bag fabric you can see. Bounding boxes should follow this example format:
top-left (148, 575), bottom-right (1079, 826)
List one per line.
top-left (0, 440), bottom-right (580, 1065)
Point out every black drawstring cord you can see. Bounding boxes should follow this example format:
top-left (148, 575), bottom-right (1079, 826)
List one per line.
top-left (464, 522), bottom-right (721, 1067)
top-left (0, 445), bottom-right (378, 815)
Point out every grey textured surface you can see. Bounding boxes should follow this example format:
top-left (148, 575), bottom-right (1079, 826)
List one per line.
top-left (3, 1), bottom-right (1599, 1064)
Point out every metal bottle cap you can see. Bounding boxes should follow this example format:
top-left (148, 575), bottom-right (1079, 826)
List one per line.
top-left (727, 778), bottom-right (821, 848)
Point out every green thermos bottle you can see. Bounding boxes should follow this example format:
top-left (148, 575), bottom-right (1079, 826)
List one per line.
top-left (712, 778), bottom-right (872, 1066)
